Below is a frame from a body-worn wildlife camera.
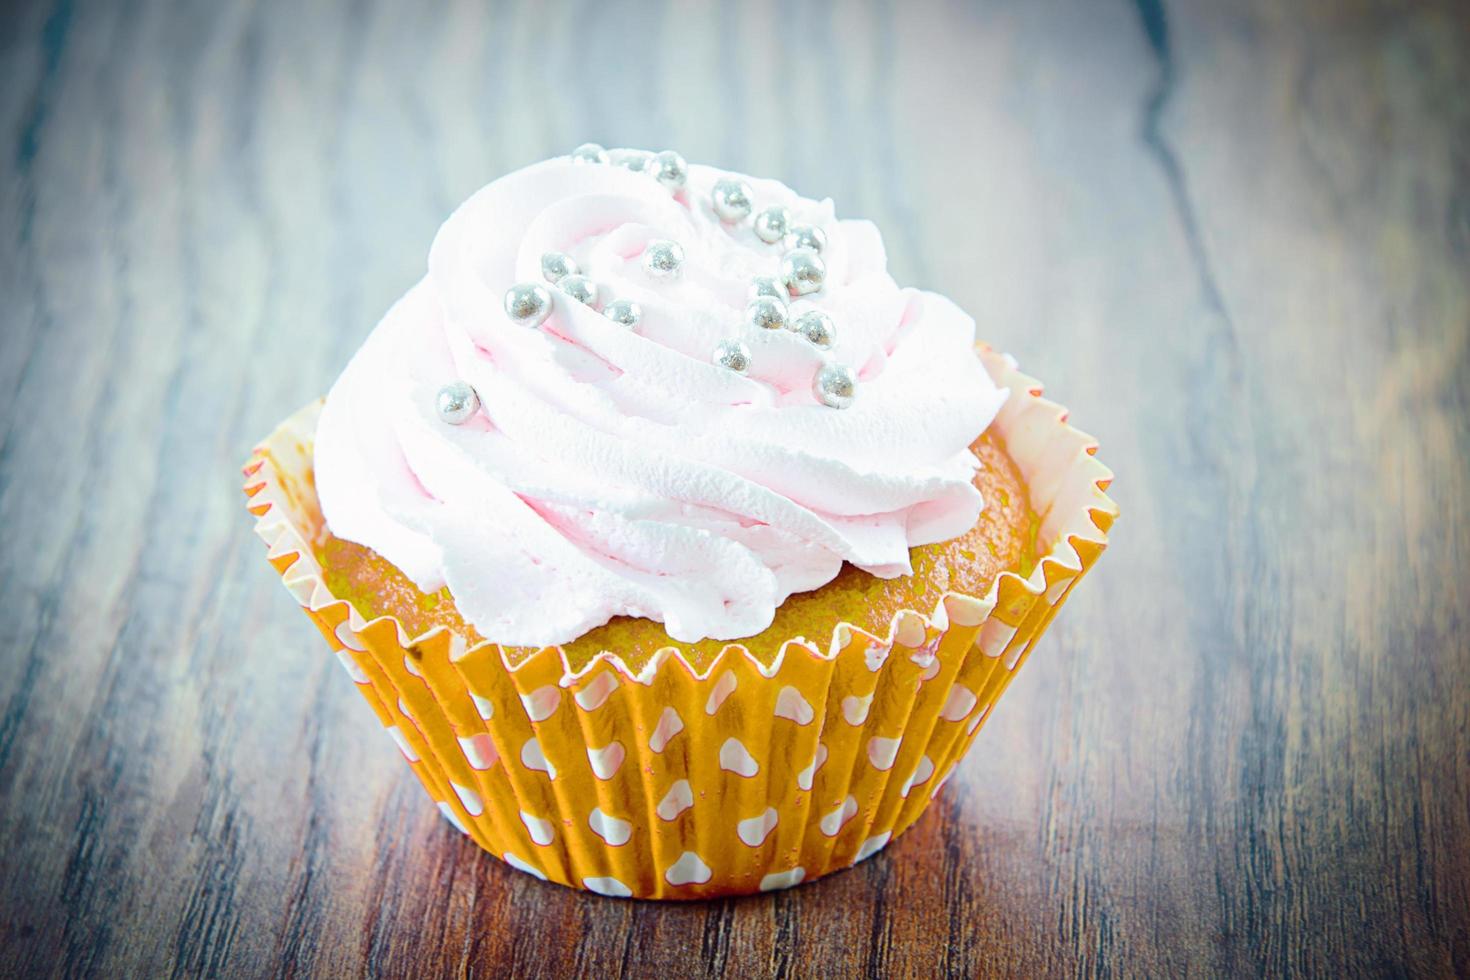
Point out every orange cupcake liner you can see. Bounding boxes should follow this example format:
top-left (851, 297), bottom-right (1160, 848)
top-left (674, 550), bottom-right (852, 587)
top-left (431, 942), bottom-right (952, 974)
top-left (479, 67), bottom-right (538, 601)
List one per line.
top-left (243, 347), bottom-right (1116, 898)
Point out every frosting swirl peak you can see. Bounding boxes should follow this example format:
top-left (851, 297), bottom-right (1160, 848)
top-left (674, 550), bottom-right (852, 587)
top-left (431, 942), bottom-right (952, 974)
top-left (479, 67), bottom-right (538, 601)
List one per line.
top-left (314, 153), bottom-right (1008, 645)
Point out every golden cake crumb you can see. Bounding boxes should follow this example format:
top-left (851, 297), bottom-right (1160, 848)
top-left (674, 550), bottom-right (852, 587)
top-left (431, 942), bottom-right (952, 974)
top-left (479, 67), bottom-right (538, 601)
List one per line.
top-left (317, 430), bottom-right (1039, 673)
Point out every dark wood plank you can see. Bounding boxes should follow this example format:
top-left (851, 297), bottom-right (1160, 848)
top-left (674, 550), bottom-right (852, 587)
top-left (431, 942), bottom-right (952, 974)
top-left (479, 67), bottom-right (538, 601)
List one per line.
top-left (0, 0), bottom-right (1466, 976)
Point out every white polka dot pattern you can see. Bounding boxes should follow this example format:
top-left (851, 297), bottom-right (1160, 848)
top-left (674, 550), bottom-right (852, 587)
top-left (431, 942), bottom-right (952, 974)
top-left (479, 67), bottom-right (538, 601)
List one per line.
top-left (520, 737), bottom-right (557, 779)
top-left (867, 736), bottom-right (902, 771)
top-left (893, 613), bottom-right (927, 649)
top-left (386, 725), bottom-right (418, 762)
top-left (842, 693), bottom-right (873, 726)
top-left (503, 852), bottom-right (547, 880)
top-left (900, 755), bottom-right (935, 797)
top-left (774, 686), bottom-right (815, 725)
top-left (583, 876), bottom-right (632, 898)
top-left (649, 707), bottom-right (683, 753)
top-left (452, 781), bottom-right (484, 817)
top-left (854, 831), bottom-right (891, 863)
top-left (797, 743), bottom-right (828, 791)
top-left (458, 733), bottom-right (498, 770)
top-left (665, 851), bottom-right (713, 886)
top-left (736, 807), bottom-right (779, 847)
top-left (940, 685), bottom-right (978, 722)
top-left (520, 685), bottom-right (561, 722)
top-left (819, 796), bottom-right (858, 837)
top-left (573, 671), bottom-right (620, 711)
top-left (719, 738), bottom-right (760, 777)
top-left (588, 808), bottom-right (632, 846)
top-left (657, 779), bottom-right (694, 821)
top-left (981, 619), bottom-right (1019, 659)
top-left (760, 868), bottom-right (807, 892)
top-left (864, 643), bottom-right (891, 672)
top-left (520, 811), bottom-right (555, 846)
top-left (469, 691), bottom-right (494, 720)
top-left (586, 741), bottom-right (626, 780)
top-left (704, 670), bottom-right (737, 715)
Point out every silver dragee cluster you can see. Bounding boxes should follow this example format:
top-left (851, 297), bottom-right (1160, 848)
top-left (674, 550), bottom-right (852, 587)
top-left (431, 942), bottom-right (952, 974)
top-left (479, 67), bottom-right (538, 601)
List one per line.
top-left (694, 149), bottom-right (851, 408)
top-left (444, 146), bottom-right (860, 425)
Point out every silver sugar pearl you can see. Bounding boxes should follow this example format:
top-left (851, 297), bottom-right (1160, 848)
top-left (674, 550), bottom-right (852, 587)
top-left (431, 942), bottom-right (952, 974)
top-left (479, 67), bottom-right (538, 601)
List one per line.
top-left (781, 248), bottom-right (827, 296)
top-left (436, 381), bottom-right (480, 425)
top-left (504, 282), bottom-right (554, 327)
top-left (642, 239), bottom-right (685, 279)
top-left (653, 150), bottom-right (688, 190)
top-left (746, 295), bottom-right (788, 331)
top-left (571, 142), bottom-right (609, 164)
top-left (794, 310), bottom-right (836, 349)
top-left (603, 298), bottom-right (642, 328)
top-left (559, 273), bottom-right (600, 308)
top-left (785, 224), bottom-right (828, 254)
top-left (748, 275), bottom-right (785, 302)
top-left (711, 178), bottom-right (754, 223)
top-left (753, 206), bottom-right (791, 244)
top-left (712, 338), bottom-right (752, 374)
top-left (613, 149), bottom-right (653, 172)
top-left (541, 250), bottom-right (579, 283)
top-left (814, 362), bottom-right (857, 409)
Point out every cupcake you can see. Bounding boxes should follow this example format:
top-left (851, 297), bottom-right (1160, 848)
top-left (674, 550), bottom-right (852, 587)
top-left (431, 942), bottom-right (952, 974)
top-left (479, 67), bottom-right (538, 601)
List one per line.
top-left (244, 144), bottom-right (1115, 899)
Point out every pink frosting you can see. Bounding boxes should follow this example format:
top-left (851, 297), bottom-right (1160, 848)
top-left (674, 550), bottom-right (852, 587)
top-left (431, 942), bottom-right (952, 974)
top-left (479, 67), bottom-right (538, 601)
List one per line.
top-left (314, 155), bottom-right (1008, 646)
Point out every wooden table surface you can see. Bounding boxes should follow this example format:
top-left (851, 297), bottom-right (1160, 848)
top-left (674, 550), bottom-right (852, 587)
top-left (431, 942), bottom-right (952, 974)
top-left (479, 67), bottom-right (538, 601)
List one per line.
top-left (2, 0), bottom-right (1467, 976)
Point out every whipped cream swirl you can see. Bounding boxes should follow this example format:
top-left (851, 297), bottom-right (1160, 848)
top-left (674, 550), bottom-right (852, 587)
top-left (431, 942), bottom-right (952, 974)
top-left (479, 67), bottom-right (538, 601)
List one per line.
top-left (315, 154), bottom-right (1008, 646)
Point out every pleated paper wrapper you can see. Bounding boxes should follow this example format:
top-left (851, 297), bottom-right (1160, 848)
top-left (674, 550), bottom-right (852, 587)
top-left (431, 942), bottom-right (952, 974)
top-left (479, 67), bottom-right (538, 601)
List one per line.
top-left (242, 347), bottom-right (1116, 899)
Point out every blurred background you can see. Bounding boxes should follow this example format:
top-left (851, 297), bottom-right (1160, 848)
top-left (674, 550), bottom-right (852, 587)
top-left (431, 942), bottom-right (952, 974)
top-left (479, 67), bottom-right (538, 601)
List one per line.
top-left (1, 0), bottom-right (1467, 976)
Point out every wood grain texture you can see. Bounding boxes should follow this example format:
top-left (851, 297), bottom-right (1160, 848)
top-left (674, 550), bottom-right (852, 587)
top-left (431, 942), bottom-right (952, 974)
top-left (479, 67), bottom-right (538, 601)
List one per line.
top-left (1, 0), bottom-right (1467, 976)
